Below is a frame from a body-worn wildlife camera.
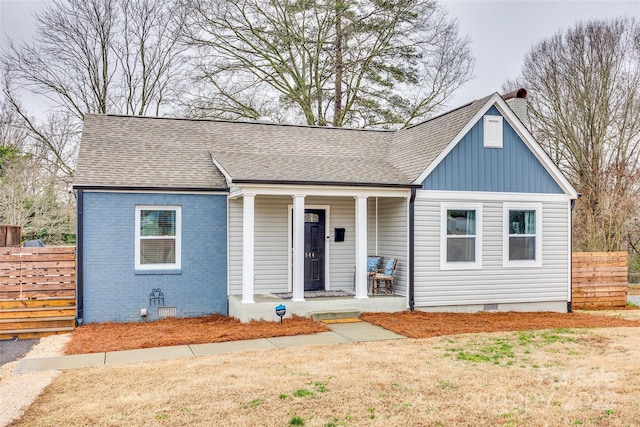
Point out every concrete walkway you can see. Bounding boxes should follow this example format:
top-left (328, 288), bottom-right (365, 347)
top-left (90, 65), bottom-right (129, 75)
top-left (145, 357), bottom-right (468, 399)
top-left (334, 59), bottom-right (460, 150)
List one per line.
top-left (13, 321), bottom-right (404, 375)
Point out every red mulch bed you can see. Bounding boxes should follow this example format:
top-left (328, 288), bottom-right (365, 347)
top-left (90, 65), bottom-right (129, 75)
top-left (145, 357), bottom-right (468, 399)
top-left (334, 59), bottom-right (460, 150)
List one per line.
top-left (65, 315), bottom-right (329, 355)
top-left (65, 310), bottom-right (640, 355)
top-left (361, 310), bottom-right (640, 339)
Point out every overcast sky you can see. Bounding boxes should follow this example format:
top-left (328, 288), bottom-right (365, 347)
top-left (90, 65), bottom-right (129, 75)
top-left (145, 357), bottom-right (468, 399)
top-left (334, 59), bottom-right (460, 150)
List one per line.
top-left (441, 0), bottom-right (639, 106)
top-left (1, 0), bottom-right (639, 112)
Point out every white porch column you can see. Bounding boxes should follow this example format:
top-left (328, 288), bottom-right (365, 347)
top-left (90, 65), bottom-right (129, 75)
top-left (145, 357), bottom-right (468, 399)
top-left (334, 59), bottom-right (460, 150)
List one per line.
top-left (355, 195), bottom-right (369, 299)
top-left (241, 193), bottom-right (255, 303)
top-left (292, 194), bottom-right (306, 302)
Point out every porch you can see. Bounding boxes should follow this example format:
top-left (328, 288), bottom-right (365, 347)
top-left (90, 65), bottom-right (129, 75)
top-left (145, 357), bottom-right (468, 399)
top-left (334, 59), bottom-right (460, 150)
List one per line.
top-left (228, 185), bottom-right (412, 320)
top-left (229, 292), bottom-right (407, 322)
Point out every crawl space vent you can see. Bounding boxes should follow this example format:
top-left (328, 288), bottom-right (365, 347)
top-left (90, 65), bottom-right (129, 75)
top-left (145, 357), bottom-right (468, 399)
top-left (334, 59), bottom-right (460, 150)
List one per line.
top-left (483, 303), bottom-right (498, 311)
top-left (158, 306), bottom-right (177, 318)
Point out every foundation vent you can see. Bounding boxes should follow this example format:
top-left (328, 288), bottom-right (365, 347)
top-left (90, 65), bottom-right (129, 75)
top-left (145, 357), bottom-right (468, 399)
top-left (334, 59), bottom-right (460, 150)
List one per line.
top-left (158, 306), bottom-right (177, 318)
top-left (483, 303), bottom-right (498, 311)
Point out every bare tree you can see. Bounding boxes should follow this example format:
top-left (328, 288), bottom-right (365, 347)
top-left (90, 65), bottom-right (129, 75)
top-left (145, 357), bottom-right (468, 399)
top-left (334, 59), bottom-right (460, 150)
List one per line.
top-left (513, 18), bottom-right (640, 252)
top-left (181, 0), bottom-right (474, 128)
top-left (0, 102), bottom-right (74, 243)
top-left (3, 0), bottom-right (118, 119)
top-left (1, 0), bottom-right (186, 242)
top-left (117, 0), bottom-right (188, 116)
top-left (2, 81), bottom-right (79, 178)
top-left (0, 99), bottom-right (28, 162)
top-left (0, 156), bottom-right (75, 243)
top-left (3, 0), bottom-right (186, 120)
top-left (1, 0), bottom-right (187, 182)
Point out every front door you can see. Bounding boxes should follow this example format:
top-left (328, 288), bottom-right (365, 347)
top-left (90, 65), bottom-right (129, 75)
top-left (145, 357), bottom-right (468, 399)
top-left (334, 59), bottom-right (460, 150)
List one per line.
top-left (304, 209), bottom-right (325, 291)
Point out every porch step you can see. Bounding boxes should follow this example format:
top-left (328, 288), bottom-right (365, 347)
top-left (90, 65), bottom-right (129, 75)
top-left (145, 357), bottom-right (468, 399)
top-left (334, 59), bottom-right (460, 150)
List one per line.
top-left (311, 309), bottom-right (360, 322)
top-left (0, 326), bottom-right (74, 340)
top-left (319, 318), bottom-right (362, 324)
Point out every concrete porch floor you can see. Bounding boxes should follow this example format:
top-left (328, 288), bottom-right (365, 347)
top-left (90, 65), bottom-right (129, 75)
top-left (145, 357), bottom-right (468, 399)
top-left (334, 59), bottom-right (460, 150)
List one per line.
top-left (229, 293), bottom-right (407, 322)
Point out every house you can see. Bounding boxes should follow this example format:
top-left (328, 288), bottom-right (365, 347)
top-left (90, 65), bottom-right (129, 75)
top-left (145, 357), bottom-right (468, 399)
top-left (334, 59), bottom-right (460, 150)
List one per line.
top-left (73, 89), bottom-right (578, 324)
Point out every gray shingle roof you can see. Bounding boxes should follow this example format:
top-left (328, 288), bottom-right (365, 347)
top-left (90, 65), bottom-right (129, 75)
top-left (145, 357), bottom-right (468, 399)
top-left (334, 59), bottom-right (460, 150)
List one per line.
top-left (74, 94), bottom-right (497, 189)
top-left (74, 115), bottom-right (228, 189)
top-left (390, 95), bottom-right (493, 182)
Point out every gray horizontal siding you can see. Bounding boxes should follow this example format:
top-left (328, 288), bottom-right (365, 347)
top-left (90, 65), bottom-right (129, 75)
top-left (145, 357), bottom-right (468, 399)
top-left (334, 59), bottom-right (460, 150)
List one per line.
top-left (229, 196), bottom-right (291, 294)
top-left (414, 195), bottom-right (569, 307)
top-left (254, 196), bottom-right (291, 292)
top-left (375, 197), bottom-right (408, 295)
top-left (228, 198), bottom-right (243, 294)
top-left (229, 195), bottom-right (408, 295)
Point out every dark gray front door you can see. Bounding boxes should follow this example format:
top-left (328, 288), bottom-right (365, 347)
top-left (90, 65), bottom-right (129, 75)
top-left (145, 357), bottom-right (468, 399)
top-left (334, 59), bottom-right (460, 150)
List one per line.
top-left (304, 209), bottom-right (325, 291)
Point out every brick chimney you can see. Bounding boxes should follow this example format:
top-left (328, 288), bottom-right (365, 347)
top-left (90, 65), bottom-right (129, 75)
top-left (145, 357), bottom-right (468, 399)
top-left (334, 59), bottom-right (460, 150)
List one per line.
top-left (502, 88), bottom-right (529, 129)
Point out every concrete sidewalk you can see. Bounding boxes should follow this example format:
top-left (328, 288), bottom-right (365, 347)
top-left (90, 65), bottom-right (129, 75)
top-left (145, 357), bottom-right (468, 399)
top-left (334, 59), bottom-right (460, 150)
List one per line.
top-left (13, 321), bottom-right (404, 375)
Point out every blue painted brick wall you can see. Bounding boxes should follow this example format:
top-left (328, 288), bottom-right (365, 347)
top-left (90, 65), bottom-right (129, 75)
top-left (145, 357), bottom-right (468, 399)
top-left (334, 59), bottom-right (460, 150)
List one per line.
top-left (81, 192), bottom-right (228, 323)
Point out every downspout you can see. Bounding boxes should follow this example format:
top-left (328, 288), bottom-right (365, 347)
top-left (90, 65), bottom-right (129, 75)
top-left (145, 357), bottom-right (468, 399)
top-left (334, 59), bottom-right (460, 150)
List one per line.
top-left (76, 188), bottom-right (84, 325)
top-left (409, 187), bottom-right (416, 311)
top-left (567, 195), bottom-right (580, 314)
top-left (375, 197), bottom-right (378, 255)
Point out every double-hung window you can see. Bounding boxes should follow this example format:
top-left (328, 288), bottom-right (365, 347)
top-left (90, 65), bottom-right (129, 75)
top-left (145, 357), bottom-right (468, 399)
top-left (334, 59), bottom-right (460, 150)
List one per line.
top-left (135, 206), bottom-right (181, 270)
top-left (503, 203), bottom-right (541, 267)
top-left (441, 204), bottom-right (482, 270)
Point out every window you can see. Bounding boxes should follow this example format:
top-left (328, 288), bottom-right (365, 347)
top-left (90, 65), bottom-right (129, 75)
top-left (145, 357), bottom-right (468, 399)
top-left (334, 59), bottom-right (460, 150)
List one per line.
top-left (135, 206), bottom-right (181, 270)
top-left (483, 115), bottom-right (503, 148)
top-left (503, 203), bottom-right (541, 267)
top-left (441, 204), bottom-right (482, 270)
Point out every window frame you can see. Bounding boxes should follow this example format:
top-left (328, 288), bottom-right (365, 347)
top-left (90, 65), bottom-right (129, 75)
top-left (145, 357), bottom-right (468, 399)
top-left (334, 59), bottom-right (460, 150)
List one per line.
top-left (483, 115), bottom-right (503, 148)
top-left (440, 203), bottom-right (483, 270)
top-left (503, 203), bottom-right (542, 267)
top-left (135, 205), bottom-right (182, 270)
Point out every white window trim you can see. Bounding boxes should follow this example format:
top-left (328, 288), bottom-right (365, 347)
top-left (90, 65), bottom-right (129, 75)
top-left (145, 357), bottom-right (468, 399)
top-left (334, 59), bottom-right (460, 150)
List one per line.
top-left (135, 205), bottom-right (182, 270)
top-left (440, 203), bottom-right (483, 270)
top-left (483, 115), bottom-right (503, 148)
top-left (503, 203), bottom-right (542, 267)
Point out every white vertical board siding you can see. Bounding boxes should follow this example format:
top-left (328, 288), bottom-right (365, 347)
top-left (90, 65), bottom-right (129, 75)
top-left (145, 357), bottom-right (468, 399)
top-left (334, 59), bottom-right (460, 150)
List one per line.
top-left (414, 194), bottom-right (570, 306)
top-left (376, 197), bottom-right (408, 295)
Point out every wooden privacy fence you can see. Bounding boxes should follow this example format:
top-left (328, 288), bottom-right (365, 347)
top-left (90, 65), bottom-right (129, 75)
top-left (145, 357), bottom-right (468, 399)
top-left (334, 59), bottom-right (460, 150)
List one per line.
top-left (0, 246), bottom-right (76, 339)
top-left (0, 225), bottom-right (21, 247)
top-left (572, 252), bottom-right (628, 309)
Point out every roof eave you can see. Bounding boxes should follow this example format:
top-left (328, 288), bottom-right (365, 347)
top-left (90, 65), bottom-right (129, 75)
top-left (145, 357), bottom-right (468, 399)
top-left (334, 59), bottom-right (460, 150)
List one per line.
top-left (72, 184), bottom-right (229, 192)
top-left (231, 179), bottom-right (421, 189)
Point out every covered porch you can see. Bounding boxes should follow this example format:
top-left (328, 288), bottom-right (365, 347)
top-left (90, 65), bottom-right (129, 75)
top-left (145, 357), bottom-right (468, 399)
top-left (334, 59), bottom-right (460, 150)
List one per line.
top-left (227, 184), bottom-right (412, 321)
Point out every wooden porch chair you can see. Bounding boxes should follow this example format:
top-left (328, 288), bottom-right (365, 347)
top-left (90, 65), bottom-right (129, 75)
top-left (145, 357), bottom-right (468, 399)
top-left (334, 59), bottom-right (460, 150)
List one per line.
top-left (372, 257), bottom-right (398, 295)
top-left (367, 256), bottom-right (381, 293)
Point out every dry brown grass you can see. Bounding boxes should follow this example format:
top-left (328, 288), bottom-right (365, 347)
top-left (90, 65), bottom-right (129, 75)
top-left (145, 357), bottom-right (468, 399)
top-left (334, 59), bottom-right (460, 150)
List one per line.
top-left (16, 323), bottom-right (640, 426)
top-left (64, 310), bottom-right (640, 355)
top-left (15, 310), bottom-right (640, 426)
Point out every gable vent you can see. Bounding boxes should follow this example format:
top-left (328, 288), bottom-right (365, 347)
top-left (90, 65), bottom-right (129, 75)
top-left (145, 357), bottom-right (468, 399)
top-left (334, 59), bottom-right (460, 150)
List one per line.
top-left (483, 115), bottom-right (503, 148)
